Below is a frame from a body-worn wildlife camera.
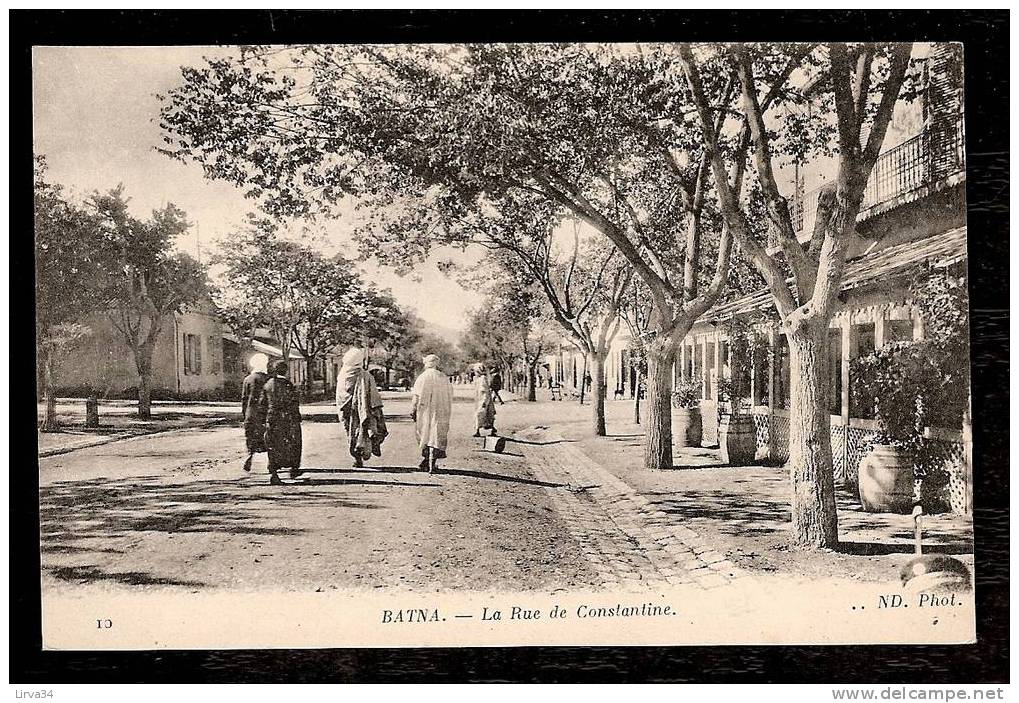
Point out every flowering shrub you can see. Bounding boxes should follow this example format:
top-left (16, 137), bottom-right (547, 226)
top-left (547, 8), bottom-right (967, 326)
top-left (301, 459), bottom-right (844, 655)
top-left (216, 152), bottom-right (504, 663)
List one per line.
top-left (718, 314), bottom-right (760, 415)
top-left (850, 268), bottom-right (970, 510)
top-left (671, 376), bottom-right (702, 409)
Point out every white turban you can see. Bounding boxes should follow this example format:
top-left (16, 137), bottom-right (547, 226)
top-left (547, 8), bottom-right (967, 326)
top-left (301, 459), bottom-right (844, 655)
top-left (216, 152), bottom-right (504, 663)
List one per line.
top-left (342, 347), bottom-right (365, 368)
top-left (423, 354), bottom-right (440, 369)
top-left (248, 352), bottom-right (269, 373)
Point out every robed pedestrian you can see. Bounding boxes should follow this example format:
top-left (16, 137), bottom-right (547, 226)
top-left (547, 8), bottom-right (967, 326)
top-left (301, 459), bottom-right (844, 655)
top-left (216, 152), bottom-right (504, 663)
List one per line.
top-left (473, 363), bottom-right (497, 437)
top-left (490, 368), bottom-right (505, 405)
top-left (410, 354), bottom-right (454, 473)
top-left (335, 347), bottom-right (388, 468)
top-left (259, 361), bottom-right (303, 485)
top-left (240, 352), bottom-right (270, 473)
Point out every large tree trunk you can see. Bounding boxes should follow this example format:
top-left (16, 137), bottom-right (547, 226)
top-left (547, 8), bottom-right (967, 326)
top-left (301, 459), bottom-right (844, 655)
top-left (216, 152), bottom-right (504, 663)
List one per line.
top-left (526, 363), bottom-right (537, 402)
top-left (787, 321), bottom-right (838, 548)
top-left (137, 371), bottom-right (152, 419)
top-left (633, 371), bottom-right (641, 425)
top-left (578, 353), bottom-right (588, 405)
top-left (590, 350), bottom-right (607, 436)
top-left (643, 337), bottom-right (678, 470)
top-left (304, 354), bottom-right (316, 395)
top-left (41, 347), bottom-right (58, 431)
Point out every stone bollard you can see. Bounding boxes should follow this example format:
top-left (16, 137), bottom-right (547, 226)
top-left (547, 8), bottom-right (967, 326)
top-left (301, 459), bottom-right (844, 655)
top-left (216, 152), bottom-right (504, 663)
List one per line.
top-left (85, 395), bottom-right (100, 428)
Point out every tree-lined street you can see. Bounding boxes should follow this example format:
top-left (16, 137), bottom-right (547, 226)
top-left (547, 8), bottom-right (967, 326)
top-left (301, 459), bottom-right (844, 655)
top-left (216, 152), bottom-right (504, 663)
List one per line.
top-left (40, 390), bottom-right (972, 595)
top-left (36, 40), bottom-right (974, 598)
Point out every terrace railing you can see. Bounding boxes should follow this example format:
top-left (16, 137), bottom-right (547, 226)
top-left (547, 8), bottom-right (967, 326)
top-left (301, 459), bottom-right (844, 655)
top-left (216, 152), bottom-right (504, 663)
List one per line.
top-left (788, 113), bottom-right (966, 236)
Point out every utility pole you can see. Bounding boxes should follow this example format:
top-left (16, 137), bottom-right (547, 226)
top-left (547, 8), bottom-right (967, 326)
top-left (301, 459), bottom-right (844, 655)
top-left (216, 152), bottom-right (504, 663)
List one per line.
top-left (195, 221), bottom-right (202, 264)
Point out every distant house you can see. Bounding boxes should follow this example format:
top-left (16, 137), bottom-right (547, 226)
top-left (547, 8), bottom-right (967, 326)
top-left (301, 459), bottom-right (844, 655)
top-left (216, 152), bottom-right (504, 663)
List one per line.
top-left (221, 332), bottom-right (317, 399)
top-left (52, 302), bottom-right (227, 400)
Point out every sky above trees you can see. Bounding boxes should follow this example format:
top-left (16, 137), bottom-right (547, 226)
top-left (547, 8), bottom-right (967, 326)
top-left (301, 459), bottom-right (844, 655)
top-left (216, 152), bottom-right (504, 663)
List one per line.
top-left (32, 43), bottom-right (928, 337)
top-left (31, 45), bottom-right (484, 332)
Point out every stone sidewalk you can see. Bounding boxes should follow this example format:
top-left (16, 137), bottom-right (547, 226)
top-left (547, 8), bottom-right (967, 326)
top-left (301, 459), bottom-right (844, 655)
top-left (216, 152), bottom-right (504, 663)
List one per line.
top-left (512, 427), bottom-right (749, 591)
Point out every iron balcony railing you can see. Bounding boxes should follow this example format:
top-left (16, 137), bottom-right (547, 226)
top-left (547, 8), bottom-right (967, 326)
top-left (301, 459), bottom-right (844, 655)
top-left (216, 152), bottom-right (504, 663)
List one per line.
top-left (788, 113), bottom-right (966, 236)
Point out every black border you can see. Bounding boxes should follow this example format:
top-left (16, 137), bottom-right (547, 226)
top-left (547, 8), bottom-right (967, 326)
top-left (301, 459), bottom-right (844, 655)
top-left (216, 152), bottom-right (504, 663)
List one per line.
top-left (11, 9), bottom-right (1009, 683)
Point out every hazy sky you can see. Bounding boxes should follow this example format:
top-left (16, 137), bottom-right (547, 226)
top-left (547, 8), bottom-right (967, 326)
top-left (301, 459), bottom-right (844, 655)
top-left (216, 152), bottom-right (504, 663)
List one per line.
top-left (32, 45), bottom-right (483, 333)
top-left (32, 45), bottom-right (925, 335)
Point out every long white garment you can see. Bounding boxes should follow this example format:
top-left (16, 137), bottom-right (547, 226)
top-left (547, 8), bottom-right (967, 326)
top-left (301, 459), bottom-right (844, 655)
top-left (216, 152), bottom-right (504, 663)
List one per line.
top-left (474, 374), bottom-right (496, 430)
top-left (412, 368), bottom-right (454, 455)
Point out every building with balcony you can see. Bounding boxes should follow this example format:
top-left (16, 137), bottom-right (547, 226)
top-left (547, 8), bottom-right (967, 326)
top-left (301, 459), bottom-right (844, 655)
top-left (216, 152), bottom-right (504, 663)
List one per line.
top-left (670, 49), bottom-right (969, 514)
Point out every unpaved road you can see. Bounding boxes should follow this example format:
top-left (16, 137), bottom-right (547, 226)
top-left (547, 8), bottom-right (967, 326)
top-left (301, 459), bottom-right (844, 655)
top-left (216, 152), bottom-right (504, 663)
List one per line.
top-left (39, 389), bottom-right (600, 594)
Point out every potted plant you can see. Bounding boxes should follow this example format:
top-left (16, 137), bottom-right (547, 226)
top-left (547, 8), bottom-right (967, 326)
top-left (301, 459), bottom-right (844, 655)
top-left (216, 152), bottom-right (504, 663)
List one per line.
top-left (717, 316), bottom-right (756, 465)
top-left (671, 375), bottom-right (703, 448)
top-left (852, 343), bottom-right (926, 513)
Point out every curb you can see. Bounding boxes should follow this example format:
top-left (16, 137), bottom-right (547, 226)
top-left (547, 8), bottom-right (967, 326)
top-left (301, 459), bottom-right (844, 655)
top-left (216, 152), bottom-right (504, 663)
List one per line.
top-left (517, 426), bottom-right (751, 588)
top-left (38, 417), bottom-right (231, 458)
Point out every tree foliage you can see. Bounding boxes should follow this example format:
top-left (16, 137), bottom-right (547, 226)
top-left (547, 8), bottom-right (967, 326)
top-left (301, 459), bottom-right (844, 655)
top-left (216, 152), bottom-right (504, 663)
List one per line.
top-left (34, 157), bottom-right (110, 339)
top-left (91, 187), bottom-right (209, 417)
top-left (213, 215), bottom-right (406, 375)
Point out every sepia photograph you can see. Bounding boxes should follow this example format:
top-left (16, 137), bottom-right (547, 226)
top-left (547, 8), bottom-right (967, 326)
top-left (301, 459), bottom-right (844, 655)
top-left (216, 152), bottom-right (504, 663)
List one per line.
top-left (23, 11), bottom-right (997, 664)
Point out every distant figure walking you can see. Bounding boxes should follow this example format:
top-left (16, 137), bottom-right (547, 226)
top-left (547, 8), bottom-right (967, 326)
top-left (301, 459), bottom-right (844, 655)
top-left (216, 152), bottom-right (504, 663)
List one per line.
top-left (410, 354), bottom-right (454, 473)
top-left (240, 352), bottom-right (270, 474)
top-left (490, 368), bottom-right (505, 404)
top-left (260, 361), bottom-right (303, 485)
top-left (472, 363), bottom-right (497, 437)
top-left (335, 347), bottom-right (388, 468)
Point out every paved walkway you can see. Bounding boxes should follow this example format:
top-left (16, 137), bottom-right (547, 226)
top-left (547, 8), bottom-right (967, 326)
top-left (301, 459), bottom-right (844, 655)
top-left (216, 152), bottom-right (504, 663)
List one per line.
top-left (514, 427), bottom-right (747, 591)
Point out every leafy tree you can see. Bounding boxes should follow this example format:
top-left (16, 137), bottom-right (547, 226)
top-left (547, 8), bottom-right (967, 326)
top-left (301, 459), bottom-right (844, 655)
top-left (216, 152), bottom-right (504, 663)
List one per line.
top-left (450, 211), bottom-right (632, 432)
top-left (679, 42), bottom-right (913, 547)
top-left (92, 188), bottom-right (208, 418)
top-left (289, 255), bottom-right (371, 393)
top-left (215, 217), bottom-right (407, 393)
top-left (370, 309), bottom-right (421, 386)
top-left (158, 43), bottom-right (805, 469)
top-left (213, 216), bottom-right (317, 361)
top-left (618, 276), bottom-right (655, 424)
top-left (34, 157), bottom-right (109, 429)
top-left (460, 280), bottom-right (558, 401)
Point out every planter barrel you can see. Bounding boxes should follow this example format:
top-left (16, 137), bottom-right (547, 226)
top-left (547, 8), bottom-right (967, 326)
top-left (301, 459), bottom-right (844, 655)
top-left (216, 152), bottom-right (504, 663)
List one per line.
top-left (672, 406), bottom-right (702, 449)
top-left (858, 444), bottom-right (915, 514)
top-left (719, 413), bottom-right (755, 465)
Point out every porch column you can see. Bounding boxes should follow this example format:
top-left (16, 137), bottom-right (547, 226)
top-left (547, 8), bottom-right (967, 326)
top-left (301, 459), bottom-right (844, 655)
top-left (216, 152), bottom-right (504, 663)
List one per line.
top-left (712, 332), bottom-right (722, 401)
top-left (767, 327), bottom-right (777, 410)
top-left (701, 335), bottom-right (710, 399)
top-left (912, 304), bottom-right (925, 341)
top-left (766, 326), bottom-right (778, 457)
top-left (840, 320), bottom-right (851, 425)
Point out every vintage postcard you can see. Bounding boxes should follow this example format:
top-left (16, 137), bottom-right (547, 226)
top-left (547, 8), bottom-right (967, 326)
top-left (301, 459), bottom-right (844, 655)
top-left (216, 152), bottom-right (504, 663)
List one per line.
top-left (34, 39), bottom-right (975, 650)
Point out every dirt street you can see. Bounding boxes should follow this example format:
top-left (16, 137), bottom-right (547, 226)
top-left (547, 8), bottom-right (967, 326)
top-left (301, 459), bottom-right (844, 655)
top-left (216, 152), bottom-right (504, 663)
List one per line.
top-left (39, 388), bottom-right (601, 594)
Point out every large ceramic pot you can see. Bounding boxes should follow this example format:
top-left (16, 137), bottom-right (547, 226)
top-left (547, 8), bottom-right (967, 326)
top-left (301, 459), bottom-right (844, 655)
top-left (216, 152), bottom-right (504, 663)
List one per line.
top-left (672, 406), bottom-right (702, 449)
top-left (719, 413), bottom-right (755, 465)
top-left (858, 443), bottom-right (915, 513)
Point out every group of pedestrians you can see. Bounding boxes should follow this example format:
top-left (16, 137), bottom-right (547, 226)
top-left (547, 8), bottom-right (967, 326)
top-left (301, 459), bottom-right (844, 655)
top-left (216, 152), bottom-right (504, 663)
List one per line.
top-left (239, 350), bottom-right (503, 484)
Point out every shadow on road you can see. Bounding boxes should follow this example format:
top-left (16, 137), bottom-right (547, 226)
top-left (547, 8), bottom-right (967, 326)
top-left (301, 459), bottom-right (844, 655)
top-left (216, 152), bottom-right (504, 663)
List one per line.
top-left (503, 437), bottom-right (573, 447)
top-left (836, 541), bottom-right (973, 556)
top-left (40, 474), bottom-right (384, 586)
top-left (295, 477), bottom-right (441, 488)
top-left (435, 467), bottom-right (564, 488)
top-left (291, 465), bottom-right (563, 489)
top-left (48, 564), bottom-right (207, 588)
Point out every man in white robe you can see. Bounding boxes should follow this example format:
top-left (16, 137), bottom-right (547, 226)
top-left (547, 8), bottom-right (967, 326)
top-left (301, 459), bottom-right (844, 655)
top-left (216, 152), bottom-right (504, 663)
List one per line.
top-left (410, 354), bottom-right (454, 473)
